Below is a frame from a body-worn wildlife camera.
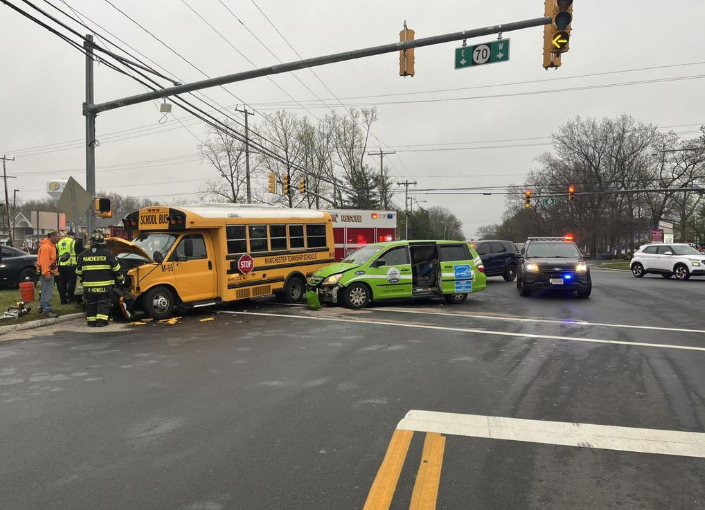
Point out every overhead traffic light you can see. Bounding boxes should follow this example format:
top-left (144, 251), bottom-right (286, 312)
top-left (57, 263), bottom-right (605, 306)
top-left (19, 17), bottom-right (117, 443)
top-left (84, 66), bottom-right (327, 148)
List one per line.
top-left (299, 179), bottom-right (306, 194)
top-left (268, 172), bottom-right (276, 194)
top-left (568, 185), bottom-right (575, 201)
top-left (524, 190), bottom-right (532, 208)
top-left (399, 22), bottom-right (415, 77)
top-left (543, 0), bottom-right (573, 69)
top-left (283, 175), bottom-right (290, 196)
top-left (94, 198), bottom-right (112, 218)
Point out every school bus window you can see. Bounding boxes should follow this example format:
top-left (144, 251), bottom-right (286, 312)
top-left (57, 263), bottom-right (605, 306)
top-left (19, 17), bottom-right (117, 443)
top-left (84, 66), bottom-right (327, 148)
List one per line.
top-left (171, 234), bottom-right (207, 261)
top-left (289, 225), bottom-right (304, 249)
top-left (249, 225), bottom-right (268, 252)
top-left (226, 225), bottom-right (246, 254)
top-left (306, 224), bottom-right (327, 248)
top-left (270, 225), bottom-right (287, 251)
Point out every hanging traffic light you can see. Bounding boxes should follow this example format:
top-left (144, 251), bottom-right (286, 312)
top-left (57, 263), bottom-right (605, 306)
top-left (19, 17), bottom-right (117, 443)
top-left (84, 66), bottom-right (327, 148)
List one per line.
top-left (268, 172), bottom-right (276, 194)
top-left (299, 179), bottom-right (306, 194)
top-left (399, 22), bottom-right (415, 77)
top-left (524, 190), bottom-right (532, 208)
top-left (283, 175), bottom-right (290, 196)
top-left (568, 185), bottom-right (575, 201)
top-left (543, 0), bottom-right (573, 69)
top-left (94, 198), bottom-right (112, 218)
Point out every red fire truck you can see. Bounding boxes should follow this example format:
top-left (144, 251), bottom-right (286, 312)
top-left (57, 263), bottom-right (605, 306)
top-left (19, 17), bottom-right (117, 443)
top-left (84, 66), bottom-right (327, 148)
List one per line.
top-left (324, 209), bottom-right (397, 261)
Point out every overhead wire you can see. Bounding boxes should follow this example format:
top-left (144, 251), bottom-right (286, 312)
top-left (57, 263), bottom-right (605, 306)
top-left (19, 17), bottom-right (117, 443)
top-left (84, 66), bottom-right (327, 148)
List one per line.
top-left (4, 0), bottom-right (356, 195)
top-left (247, 0), bottom-right (413, 179)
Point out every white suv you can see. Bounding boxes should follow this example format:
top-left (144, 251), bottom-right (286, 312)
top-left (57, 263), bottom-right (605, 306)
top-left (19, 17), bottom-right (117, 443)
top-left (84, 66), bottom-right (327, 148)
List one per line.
top-left (630, 243), bottom-right (705, 280)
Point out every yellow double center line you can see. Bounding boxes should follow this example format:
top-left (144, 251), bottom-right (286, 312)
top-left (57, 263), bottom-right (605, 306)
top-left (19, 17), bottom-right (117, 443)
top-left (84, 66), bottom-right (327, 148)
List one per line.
top-left (363, 430), bottom-right (446, 510)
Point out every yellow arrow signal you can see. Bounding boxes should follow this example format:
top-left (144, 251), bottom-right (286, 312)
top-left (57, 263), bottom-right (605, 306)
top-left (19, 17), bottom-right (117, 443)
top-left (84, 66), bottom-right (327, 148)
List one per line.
top-left (552, 33), bottom-right (568, 48)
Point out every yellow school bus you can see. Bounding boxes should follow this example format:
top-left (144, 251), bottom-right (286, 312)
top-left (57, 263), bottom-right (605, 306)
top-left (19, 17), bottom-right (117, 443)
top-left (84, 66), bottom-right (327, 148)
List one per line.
top-left (109, 203), bottom-right (334, 319)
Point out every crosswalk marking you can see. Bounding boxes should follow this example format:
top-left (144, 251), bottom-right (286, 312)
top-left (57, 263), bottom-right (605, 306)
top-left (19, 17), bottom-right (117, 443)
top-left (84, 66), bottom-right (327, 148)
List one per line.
top-left (397, 410), bottom-right (705, 459)
top-left (362, 429), bottom-right (414, 510)
top-left (409, 432), bottom-right (446, 510)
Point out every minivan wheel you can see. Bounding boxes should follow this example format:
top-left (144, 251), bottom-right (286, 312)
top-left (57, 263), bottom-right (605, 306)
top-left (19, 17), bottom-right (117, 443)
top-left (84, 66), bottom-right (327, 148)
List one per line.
top-left (444, 293), bottom-right (468, 304)
top-left (503, 264), bottom-right (517, 282)
top-left (343, 283), bottom-right (370, 309)
top-left (674, 264), bottom-right (690, 281)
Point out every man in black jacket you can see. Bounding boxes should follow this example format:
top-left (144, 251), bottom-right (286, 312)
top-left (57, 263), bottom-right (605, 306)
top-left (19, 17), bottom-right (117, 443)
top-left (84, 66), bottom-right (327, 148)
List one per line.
top-left (76, 230), bottom-right (124, 327)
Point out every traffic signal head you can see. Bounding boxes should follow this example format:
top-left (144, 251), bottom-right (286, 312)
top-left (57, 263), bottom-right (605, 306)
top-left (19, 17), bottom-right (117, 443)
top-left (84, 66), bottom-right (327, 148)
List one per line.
top-left (94, 198), bottom-right (112, 218)
top-left (283, 175), bottom-right (290, 196)
top-left (299, 179), bottom-right (306, 194)
top-left (268, 172), bottom-right (276, 194)
top-left (399, 23), bottom-right (415, 77)
top-left (543, 0), bottom-right (573, 69)
top-left (524, 190), bottom-right (532, 208)
top-left (568, 185), bottom-right (575, 201)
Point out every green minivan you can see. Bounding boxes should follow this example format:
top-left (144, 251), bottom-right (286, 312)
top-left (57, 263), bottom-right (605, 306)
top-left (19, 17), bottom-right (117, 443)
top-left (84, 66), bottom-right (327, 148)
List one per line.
top-left (306, 240), bottom-right (487, 309)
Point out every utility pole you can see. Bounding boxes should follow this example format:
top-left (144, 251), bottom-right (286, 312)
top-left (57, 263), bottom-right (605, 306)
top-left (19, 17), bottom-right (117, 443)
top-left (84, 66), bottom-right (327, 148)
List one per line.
top-left (1, 155), bottom-right (16, 246)
top-left (84, 34), bottom-right (96, 236)
top-left (397, 180), bottom-right (417, 240)
top-left (234, 106), bottom-right (255, 204)
top-left (367, 149), bottom-right (395, 209)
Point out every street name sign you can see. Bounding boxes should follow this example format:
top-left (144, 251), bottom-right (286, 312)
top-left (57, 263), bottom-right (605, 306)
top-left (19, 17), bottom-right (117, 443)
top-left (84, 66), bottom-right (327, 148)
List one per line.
top-left (542, 198), bottom-right (558, 205)
top-left (455, 39), bottom-right (510, 70)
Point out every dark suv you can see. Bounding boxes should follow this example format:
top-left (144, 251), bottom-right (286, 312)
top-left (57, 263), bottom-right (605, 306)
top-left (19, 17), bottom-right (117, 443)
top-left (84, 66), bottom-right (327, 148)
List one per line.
top-left (517, 237), bottom-right (591, 298)
top-left (472, 240), bottom-right (519, 281)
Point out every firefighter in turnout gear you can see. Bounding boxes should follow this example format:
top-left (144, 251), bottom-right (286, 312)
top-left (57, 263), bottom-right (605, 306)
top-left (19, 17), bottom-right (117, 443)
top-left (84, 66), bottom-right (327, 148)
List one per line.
top-left (76, 231), bottom-right (124, 327)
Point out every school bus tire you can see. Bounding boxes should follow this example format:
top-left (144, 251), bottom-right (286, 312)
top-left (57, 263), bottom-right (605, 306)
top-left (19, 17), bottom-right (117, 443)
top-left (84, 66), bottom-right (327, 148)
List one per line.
top-left (282, 274), bottom-right (306, 303)
top-left (343, 283), bottom-right (371, 309)
top-left (143, 285), bottom-right (175, 320)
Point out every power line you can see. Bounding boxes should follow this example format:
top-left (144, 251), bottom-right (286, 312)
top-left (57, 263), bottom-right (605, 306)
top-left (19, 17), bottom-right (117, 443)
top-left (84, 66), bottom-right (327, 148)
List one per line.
top-left (249, 59), bottom-right (705, 106)
top-left (246, 0), bottom-right (412, 179)
top-left (250, 75), bottom-right (705, 110)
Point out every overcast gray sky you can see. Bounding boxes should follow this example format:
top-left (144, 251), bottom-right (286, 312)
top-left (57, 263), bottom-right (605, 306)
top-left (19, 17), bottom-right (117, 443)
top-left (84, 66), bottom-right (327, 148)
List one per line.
top-left (1, 0), bottom-right (704, 238)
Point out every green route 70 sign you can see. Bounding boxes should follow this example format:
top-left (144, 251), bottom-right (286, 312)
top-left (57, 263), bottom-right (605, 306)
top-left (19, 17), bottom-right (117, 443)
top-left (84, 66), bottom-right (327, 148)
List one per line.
top-left (455, 39), bottom-right (510, 70)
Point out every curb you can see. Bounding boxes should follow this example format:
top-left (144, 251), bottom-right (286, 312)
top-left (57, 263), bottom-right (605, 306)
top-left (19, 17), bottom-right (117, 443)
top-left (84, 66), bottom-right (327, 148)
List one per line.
top-left (0, 312), bottom-right (84, 336)
top-left (591, 267), bottom-right (629, 272)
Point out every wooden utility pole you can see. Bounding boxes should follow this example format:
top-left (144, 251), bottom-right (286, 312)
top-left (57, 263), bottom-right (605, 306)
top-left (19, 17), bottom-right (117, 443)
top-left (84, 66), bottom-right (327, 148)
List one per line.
top-left (367, 148), bottom-right (395, 209)
top-left (234, 106), bottom-right (255, 204)
top-left (2, 155), bottom-right (16, 246)
top-left (397, 180), bottom-right (417, 240)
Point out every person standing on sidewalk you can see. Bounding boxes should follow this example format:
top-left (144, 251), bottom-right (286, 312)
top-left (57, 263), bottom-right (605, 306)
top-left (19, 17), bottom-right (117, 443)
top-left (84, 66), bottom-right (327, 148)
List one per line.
top-left (76, 230), bottom-right (124, 327)
top-left (36, 230), bottom-right (61, 318)
top-left (57, 230), bottom-right (78, 304)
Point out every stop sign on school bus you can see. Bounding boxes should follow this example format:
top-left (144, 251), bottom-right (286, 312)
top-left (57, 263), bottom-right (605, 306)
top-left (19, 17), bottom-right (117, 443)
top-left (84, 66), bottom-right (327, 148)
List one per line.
top-left (238, 254), bottom-right (254, 274)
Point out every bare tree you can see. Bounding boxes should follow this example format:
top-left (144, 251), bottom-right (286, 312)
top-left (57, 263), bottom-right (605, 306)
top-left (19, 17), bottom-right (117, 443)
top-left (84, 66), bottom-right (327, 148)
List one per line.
top-left (259, 111), bottom-right (306, 208)
top-left (333, 108), bottom-right (381, 208)
top-left (198, 119), bottom-right (253, 203)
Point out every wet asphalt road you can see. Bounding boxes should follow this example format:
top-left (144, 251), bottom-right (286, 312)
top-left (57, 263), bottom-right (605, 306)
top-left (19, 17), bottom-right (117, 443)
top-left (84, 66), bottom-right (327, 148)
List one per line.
top-left (1, 269), bottom-right (704, 510)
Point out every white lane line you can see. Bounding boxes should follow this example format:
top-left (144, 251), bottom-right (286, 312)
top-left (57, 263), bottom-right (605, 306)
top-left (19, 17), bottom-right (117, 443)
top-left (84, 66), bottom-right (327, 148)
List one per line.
top-left (397, 410), bottom-right (705, 459)
top-left (369, 308), bottom-right (705, 335)
top-left (220, 310), bottom-right (705, 353)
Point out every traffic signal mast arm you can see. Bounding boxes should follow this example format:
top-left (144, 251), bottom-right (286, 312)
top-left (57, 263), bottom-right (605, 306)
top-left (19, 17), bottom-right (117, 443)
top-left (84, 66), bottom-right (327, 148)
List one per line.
top-left (85, 16), bottom-right (552, 115)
